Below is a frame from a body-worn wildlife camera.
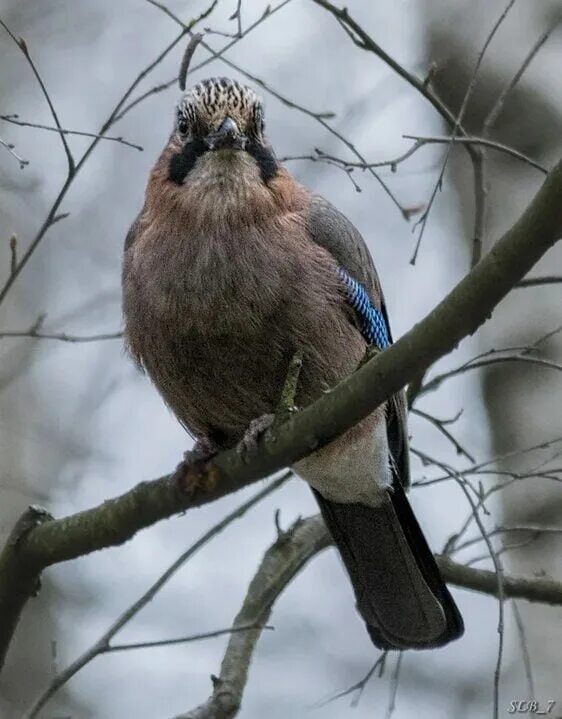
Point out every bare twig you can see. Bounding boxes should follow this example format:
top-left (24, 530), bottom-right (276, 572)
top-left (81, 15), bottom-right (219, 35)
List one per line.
top-left (309, 0), bottom-right (487, 259)
top-left (474, 16), bottom-right (561, 266)
top-left (230, 0), bottom-right (243, 37)
top-left (385, 651), bottom-right (403, 719)
top-left (178, 33), bottom-right (204, 91)
top-left (8, 235), bottom-right (17, 275)
top-left (173, 515), bottom-right (331, 719)
top-left (117, 1), bottom-right (293, 121)
top-left (420, 452), bottom-right (505, 719)
top-left (410, 0), bottom-right (517, 264)
top-left (402, 134), bottom-right (547, 174)
top-left (283, 131), bottom-right (547, 182)
top-left (0, 328), bottom-right (122, 343)
top-left (483, 18), bottom-right (561, 135)
top-left (0, 18), bottom-right (74, 173)
top-left (0, 0), bottom-right (219, 309)
top-left (0, 114), bottom-right (143, 150)
top-left (418, 325), bottom-right (562, 398)
top-left (0, 135), bottom-right (28, 168)
top-left (105, 623), bottom-right (273, 654)
top-left (314, 652), bottom-right (388, 708)
top-left (516, 275), bottom-right (562, 288)
top-left (449, 524), bottom-right (562, 555)
top-left (145, 0), bottom-right (219, 30)
top-left (411, 407), bottom-right (475, 462)
top-left (511, 601), bottom-right (535, 701)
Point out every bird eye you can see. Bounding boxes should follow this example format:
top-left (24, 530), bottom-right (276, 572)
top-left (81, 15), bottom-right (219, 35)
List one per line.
top-left (177, 118), bottom-right (189, 135)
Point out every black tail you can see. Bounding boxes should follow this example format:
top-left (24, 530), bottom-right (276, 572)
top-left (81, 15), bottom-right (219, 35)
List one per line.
top-left (313, 482), bottom-right (464, 650)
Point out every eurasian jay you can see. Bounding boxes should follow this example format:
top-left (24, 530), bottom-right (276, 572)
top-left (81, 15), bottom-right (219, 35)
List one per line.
top-left (122, 66), bottom-right (464, 650)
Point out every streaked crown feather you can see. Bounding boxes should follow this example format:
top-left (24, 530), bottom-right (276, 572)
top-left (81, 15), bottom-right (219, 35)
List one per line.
top-left (177, 77), bottom-right (263, 135)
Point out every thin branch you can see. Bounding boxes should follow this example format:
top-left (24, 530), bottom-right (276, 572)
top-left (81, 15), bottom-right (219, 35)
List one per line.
top-left (309, 0), bottom-right (486, 256)
top-left (313, 652), bottom-right (387, 708)
top-left (145, 0), bottom-right (219, 29)
top-left (0, 114), bottom-right (143, 150)
top-left (436, 458), bottom-right (506, 719)
top-left (411, 407), bottom-right (475, 462)
top-left (0, 135), bottom-right (28, 168)
top-left (450, 525), bottom-right (562, 555)
top-left (516, 275), bottom-right (562, 288)
top-left (310, 0), bottom-right (464, 129)
top-left (409, 0), bottom-right (517, 264)
top-left (0, 328), bottom-right (123, 343)
top-left (474, 16), bottom-right (561, 266)
top-left (402, 134), bottom-right (547, 174)
top-left (511, 601), bottom-right (535, 701)
top-left (230, 0), bottom-right (243, 37)
top-left (9, 235), bottom-right (17, 275)
top-left (385, 651), bottom-right (403, 719)
top-left (116, 1), bottom-right (292, 121)
top-left (483, 17), bottom-right (562, 134)
top-left (173, 514), bottom-right (331, 719)
top-left (466, 533), bottom-right (542, 567)
top-left (283, 131), bottom-right (548, 181)
top-left (418, 325), bottom-right (562, 397)
top-left (103, 623), bottom-right (273, 654)
top-left (23, 474), bottom-right (289, 718)
top-left (0, 18), bottom-right (74, 173)
top-left (436, 555), bottom-right (562, 604)
top-left (424, 354), bottom-right (562, 393)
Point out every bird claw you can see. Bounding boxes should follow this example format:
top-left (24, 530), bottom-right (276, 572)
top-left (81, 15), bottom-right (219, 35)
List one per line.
top-left (238, 413), bottom-right (275, 459)
top-left (172, 437), bottom-right (220, 494)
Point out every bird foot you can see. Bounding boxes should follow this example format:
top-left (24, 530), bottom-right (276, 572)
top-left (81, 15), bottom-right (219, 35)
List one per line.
top-left (172, 437), bottom-right (220, 495)
top-left (238, 413), bottom-right (275, 460)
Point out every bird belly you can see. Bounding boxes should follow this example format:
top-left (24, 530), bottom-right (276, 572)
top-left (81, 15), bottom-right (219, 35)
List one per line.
top-left (124, 218), bottom-right (368, 445)
top-left (134, 298), bottom-right (364, 445)
top-left (294, 407), bottom-right (392, 507)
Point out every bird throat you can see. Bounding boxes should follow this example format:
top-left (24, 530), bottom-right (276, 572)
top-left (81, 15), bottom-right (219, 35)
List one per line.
top-left (168, 140), bottom-right (278, 186)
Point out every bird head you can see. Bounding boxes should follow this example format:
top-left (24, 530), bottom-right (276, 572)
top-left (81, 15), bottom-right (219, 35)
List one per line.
top-left (165, 38), bottom-right (279, 189)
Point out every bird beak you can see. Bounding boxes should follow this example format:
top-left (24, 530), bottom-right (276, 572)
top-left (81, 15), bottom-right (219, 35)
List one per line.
top-left (205, 117), bottom-right (246, 151)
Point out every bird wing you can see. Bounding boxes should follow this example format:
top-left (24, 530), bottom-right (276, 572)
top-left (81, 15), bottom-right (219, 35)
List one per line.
top-left (304, 195), bottom-right (463, 649)
top-left (304, 194), bottom-right (410, 488)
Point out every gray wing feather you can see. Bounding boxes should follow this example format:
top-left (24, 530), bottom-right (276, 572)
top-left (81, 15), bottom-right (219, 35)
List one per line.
top-left (305, 194), bottom-right (410, 488)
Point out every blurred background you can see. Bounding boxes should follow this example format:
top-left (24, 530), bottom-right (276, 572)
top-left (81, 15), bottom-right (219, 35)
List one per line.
top-left (0, 1), bottom-right (561, 717)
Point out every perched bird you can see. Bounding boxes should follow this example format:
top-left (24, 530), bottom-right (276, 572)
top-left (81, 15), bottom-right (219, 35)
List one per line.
top-left (122, 43), bottom-right (464, 650)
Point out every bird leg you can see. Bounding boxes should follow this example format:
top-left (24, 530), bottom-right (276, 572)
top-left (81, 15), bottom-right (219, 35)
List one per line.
top-left (172, 436), bottom-right (221, 494)
top-left (237, 413), bottom-right (276, 459)
top-left (238, 350), bottom-right (304, 460)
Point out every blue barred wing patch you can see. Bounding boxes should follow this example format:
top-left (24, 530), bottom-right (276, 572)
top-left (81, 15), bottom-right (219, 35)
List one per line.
top-left (337, 267), bottom-right (390, 349)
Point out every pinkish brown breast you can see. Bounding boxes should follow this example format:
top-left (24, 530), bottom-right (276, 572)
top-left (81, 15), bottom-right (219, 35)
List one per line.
top-left (122, 144), bottom-right (365, 444)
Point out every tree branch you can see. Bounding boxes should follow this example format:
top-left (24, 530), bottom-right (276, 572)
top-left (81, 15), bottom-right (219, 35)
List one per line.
top-left (174, 515), bottom-right (331, 719)
top-left (436, 555), bottom-right (562, 604)
top-left (173, 515), bottom-right (562, 719)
